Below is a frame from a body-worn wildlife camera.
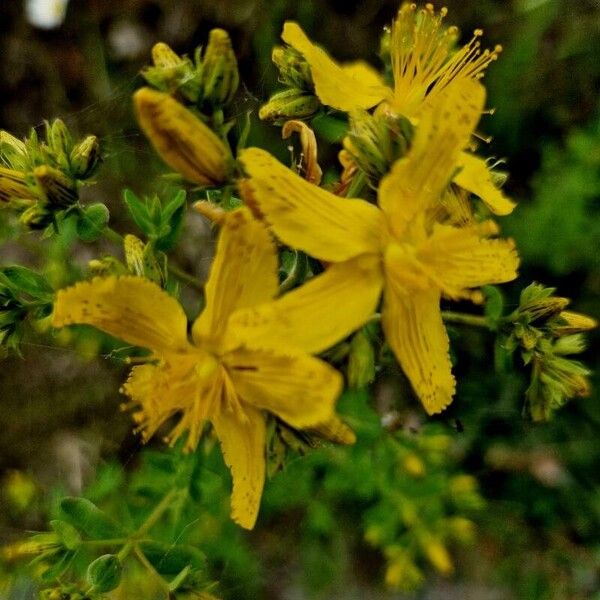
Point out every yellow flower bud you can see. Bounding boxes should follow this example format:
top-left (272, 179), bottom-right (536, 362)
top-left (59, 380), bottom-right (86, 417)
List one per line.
top-left (347, 330), bottom-right (376, 389)
top-left (0, 166), bottom-right (36, 203)
top-left (202, 28), bottom-right (239, 105)
top-left (422, 537), bottom-right (454, 575)
top-left (402, 452), bottom-right (426, 477)
top-left (0, 130), bottom-right (27, 156)
top-left (33, 165), bottom-right (78, 208)
top-left (309, 414), bottom-right (356, 445)
top-left (259, 88), bottom-right (320, 122)
top-left (554, 310), bottom-right (597, 335)
top-left (134, 87), bottom-right (231, 186)
top-left (70, 135), bottom-right (100, 179)
top-left (151, 42), bottom-right (184, 69)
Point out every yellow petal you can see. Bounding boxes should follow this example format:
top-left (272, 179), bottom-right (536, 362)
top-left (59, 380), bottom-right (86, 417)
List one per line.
top-left (382, 287), bottom-right (455, 415)
top-left (378, 80), bottom-right (486, 236)
top-left (418, 221), bottom-right (519, 300)
top-left (134, 87), bottom-right (230, 186)
top-left (211, 405), bottom-right (266, 529)
top-left (193, 208), bottom-right (278, 343)
top-left (454, 152), bottom-right (516, 215)
top-left (223, 346), bottom-right (341, 429)
top-left (52, 276), bottom-right (189, 352)
top-left (282, 22), bottom-right (389, 112)
top-left (228, 253), bottom-right (384, 354)
top-left (239, 148), bottom-right (385, 262)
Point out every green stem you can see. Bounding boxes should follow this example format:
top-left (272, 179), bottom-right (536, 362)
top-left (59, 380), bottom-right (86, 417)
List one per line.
top-left (367, 311), bottom-right (490, 329)
top-left (440, 310), bottom-right (489, 328)
top-left (133, 488), bottom-right (180, 539)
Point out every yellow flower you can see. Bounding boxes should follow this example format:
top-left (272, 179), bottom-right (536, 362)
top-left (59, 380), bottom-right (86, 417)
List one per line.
top-left (280, 4), bottom-right (515, 216)
top-left (52, 208), bottom-right (342, 529)
top-left (234, 80), bottom-right (519, 415)
top-left (133, 87), bottom-right (232, 186)
top-left (282, 3), bottom-right (500, 119)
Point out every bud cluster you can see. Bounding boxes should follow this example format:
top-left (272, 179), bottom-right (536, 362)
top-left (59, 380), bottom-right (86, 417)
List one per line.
top-left (0, 120), bottom-right (100, 230)
top-left (259, 46), bottom-right (320, 122)
top-left (504, 283), bottom-right (597, 420)
top-left (142, 29), bottom-right (239, 109)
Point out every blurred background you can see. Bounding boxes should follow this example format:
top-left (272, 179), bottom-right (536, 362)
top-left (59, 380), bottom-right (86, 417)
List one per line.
top-left (0, 0), bottom-right (599, 598)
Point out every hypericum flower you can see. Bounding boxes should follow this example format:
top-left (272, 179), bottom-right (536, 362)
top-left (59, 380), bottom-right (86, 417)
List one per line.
top-left (278, 4), bottom-right (515, 216)
top-left (134, 87), bottom-right (232, 187)
top-left (52, 208), bottom-right (342, 529)
top-left (234, 80), bottom-right (519, 415)
top-left (281, 3), bottom-right (501, 119)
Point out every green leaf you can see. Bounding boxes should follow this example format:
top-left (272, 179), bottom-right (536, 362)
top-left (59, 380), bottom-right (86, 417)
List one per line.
top-left (76, 203), bottom-right (110, 242)
top-left (123, 189), bottom-right (155, 236)
top-left (155, 190), bottom-right (186, 252)
top-left (0, 266), bottom-right (54, 301)
top-left (40, 550), bottom-right (76, 582)
top-left (50, 520), bottom-right (81, 551)
top-left (86, 554), bottom-right (121, 593)
top-left (60, 497), bottom-right (123, 540)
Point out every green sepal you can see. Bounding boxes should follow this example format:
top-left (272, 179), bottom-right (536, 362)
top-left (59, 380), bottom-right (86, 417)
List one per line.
top-left (86, 554), bottom-right (121, 593)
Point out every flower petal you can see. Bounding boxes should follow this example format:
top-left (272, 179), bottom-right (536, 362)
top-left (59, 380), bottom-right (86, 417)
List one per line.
top-left (239, 148), bottom-right (385, 262)
top-left (193, 208), bottom-right (278, 343)
top-left (454, 152), bottom-right (516, 215)
top-left (282, 22), bottom-right (389, 112)
top-left (418, 221), bottom-right (519, 300)
top-left (382, 287), bottom-right (455, 415)
top-left (211, 405), bottom-right (266, 529)
top-left (228, 253), bottom-right (384, 354)
top-left (52, 276), bottom-right (189, 352)
top-left (378, 80), bottom-right (486, 236)
top-left (224, 346), bottom-right (341, 429)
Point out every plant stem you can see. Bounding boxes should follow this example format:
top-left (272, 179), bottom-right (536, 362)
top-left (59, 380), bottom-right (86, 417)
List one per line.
top-left (440, 311), bottom-right (489, 328)
top-left (367, 311), bottom-right (490, 329)
top-left (134, 488), bottom-right (180, 539)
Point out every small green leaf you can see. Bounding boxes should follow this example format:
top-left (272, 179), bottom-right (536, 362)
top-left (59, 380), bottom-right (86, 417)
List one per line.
top-left (124, 189), bottom-right (155, 236)
top-left (40, 550), bottom-right (75, 582)
top-left (86, 554), bottom-right (121, 593)
top-left (76, 203), bottom-right (110, 242)
top-left (0, 266), bottom-right (54, 301)
top-left (50, 520), bottom-right (81, 551)
top-left (156, 191), bottom-right (186, 252)
top-left (60, 497), bottom-right (123, 539)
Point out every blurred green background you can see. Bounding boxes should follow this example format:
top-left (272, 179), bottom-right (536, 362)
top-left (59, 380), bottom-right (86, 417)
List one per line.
top-left (0, 0), bottom-right (599, 598)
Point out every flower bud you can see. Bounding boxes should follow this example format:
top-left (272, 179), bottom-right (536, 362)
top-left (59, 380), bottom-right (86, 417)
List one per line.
top-left (19, 204), bottom-right (53, 230)
top-left (309, 414), bottom-right (356, 445)
top-left (152, 41), bottom-right (184, 69)
top-left (272, 45), bottom-right (313, 89)
top-left (553, 310), bottom-right (597, 335)
top-left (0, 167), bottom-right (36, 203)
top-left (347, 329), bottom-right (375, 389)
top-left (259, 88), bottom-right (320, 122)
top-left (202, 28), bottom-right (239, 105)
top-left (0, 130), bottom-right (27, 158)
top-left (33, 165), bottom-right (78, 208)
top-left (70, 135), bottom-right (100, 179)
top-left (47, 118), bottom-right (72, 159)
top-left (134, 87), bottom-right (231, 186)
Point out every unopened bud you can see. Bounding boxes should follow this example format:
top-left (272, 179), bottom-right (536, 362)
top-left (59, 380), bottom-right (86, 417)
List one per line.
top-left (272, 45), bottom-right (313, 89)
top-left (134, 87), bottom-right (232, 186)
top-left (20, 204), bottom-right (53, 230)
top-left (0, 167), bottom-right (36, 203)
top-left (521, 296), bottom-right (569, 322)
top-left (33, 165), bottom-right (78, 208)
top-left (309, 414), bottom-right (356, 445)
top-left (202, 28), bottom-right (239, 105)
top-left (70, 135), bottom-right (100, 179)
top-left (47, 119), bottom-right (72, 158)
top-left (553, 310), bottom-right (597, 335)
top-left (0, 130), bottom-right (27, 157)
top-left (347, 329), bottom-right (375, 389)
top-left (259, 88), bottom-right (320, 122)
top-left (151, 42), bottom-right (184, 69)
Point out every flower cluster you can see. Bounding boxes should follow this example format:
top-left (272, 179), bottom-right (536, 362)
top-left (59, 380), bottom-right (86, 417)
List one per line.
top-left (42, 3), bottom-right (598, 535)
